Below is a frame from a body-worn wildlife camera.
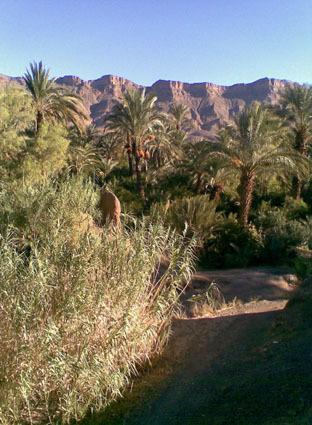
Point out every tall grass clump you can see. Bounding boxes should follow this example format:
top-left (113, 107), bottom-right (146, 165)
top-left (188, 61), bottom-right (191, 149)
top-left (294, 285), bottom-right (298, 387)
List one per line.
top-left (0, 177), bottom-right (195, 424)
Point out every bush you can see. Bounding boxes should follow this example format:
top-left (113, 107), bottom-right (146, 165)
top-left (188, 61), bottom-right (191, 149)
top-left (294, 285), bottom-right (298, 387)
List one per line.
top-left (284, 197), bottom-right (310, 220)
top-left (202, 216), bottom-right (262, 269)
top-left (256, 203), bottom-right (312, 264)
top-left (293, 255), bottom-right (312, 279)
top-left (0, 178), bottom-right (195, 424)
top-left (20, 124), bottom-right (70, 184)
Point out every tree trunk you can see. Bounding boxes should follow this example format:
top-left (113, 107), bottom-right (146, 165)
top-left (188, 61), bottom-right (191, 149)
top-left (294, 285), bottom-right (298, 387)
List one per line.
top-left (293, 176), bottom-right (303, 200)
top-left (127, 152), bottom-right (134, 176)
top-left (195, 173), bottom-right (202, 194)
top-left (36, 111), bottom-right (43, 135)
top-left (132, 138), bottom-right (145, 198)
top-left (134, 154), bottom-right (145, 198)
top-left (210, 184), bottom-right (223, 202)
top-left (155, 148), bottom-right (161, 169)
top-left (238, 171), bottom-right (256, 227)
top-left (293, 132), bottom-right (307, 199)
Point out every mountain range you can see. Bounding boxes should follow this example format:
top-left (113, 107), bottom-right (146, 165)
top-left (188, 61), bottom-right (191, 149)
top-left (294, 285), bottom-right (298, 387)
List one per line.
top-left (0, 73), bottom-right (291, 138)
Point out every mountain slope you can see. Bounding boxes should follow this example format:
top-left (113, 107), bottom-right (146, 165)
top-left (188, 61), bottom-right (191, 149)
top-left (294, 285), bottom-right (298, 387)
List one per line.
top-left (0, 73), bottom-right (291, 137)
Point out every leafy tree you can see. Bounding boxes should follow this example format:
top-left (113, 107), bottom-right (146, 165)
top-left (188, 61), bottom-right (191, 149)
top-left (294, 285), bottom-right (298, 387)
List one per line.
top-left (105, 89), bottom-right (165, 197)
top-left (210, 103), bottom-right (305, 226)
top-left (23, 61), bottom-right (88, 135)
top-left (21, 124), bottom-right (70, 184)
top-left (278, 85), bottom-right (312, 198)
top-left (0, 85), bottom-right (33, 180)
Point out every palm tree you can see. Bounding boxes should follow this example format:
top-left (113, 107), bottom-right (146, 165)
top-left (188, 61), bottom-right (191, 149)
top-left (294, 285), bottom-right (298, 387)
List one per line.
top-left (181, 140), bottom-right (212, 193)
top-left (169, 103), bottom-right (192, 132)
top-left (210, 103), bottom-right (305, 226)
top-left (278, 85), bottom-right (312, 198)
top-left (181, 140), bottom-right (232, 199)
top-left (105, 89), bottom-right (165, 197)
top-left (23, 61), bottom-right (88, 135)
top-left (69, 124), bottom-right (102, 147)
top-left (145, 123), bottom-right (183, 170)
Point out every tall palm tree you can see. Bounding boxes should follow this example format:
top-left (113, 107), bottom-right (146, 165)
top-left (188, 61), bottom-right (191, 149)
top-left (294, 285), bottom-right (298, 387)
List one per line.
top-left (105, 89), bottom-right (165, 197)
top-left (278, 85), bottom-right (312, 198)
top-left (23, 61), bottom-right (88, 135)
top-left (210, 103), bottom-right (305, 226)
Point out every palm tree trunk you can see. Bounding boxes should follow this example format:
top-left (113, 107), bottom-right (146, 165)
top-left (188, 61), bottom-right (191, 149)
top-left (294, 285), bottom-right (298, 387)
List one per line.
top-left (127, 152), bottom-right (134, 176)
top-left (210, 184), bottom-right (223, 202)
top-left (132, 139), bottom-right (145, 198)
top-left (195, 173), bottom-right (202, 193)
top-left (293, 176), bottom-right (303, 200)
top-left (36, 111), bottom-right (43, 135)
top-left (239, 171), bottom-right (256, 227)
top-left (135, 155), bottom-right (145, 198)
top-left (293, 132), bottom-right (307, 199)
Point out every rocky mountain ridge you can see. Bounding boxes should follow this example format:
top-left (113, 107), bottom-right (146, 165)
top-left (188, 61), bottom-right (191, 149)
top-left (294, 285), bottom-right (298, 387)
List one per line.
top-left (0, 73), bottom-right (291, 137)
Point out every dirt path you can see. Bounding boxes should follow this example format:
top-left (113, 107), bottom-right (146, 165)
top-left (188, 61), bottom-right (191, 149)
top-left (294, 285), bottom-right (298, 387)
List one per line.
top-left (85, 267), bottom-right (297, 425)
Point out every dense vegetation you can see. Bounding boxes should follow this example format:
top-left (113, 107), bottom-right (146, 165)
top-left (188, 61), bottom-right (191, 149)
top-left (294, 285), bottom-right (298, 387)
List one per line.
top-left (0, 62), bottom-right (312, 423)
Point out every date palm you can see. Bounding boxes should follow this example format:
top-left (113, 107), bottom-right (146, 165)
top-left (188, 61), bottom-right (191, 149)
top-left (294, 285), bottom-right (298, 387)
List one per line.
top-left (210, 103), bottom-right (305, 226)
top-left (181, 140), bottom-right (212, 193)
top-left (278, 85), bottom-right (312, 198)
top-left (181, 140), bottom-right (232, 199)
top-left (145, 123), bottom-right (183, 169)
top-left (105, 88), bottom-right (165, 197)
top-left (169, 103), bottom-right (192, 132)
top-left (23, 61), bottom-right (88, 135)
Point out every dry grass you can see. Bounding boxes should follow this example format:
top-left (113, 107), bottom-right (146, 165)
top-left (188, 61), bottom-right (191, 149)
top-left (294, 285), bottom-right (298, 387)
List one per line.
top-left (0, 178), bottom-right (195, 424)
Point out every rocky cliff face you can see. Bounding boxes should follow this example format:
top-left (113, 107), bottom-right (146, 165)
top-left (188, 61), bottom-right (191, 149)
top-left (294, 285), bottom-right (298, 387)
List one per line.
top-left (0, 72), bottom-right (291, 138)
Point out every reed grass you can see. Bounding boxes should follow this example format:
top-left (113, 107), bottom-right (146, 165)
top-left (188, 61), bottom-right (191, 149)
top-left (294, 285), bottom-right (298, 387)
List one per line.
top-left (0, 178), bottom-right (195, 424)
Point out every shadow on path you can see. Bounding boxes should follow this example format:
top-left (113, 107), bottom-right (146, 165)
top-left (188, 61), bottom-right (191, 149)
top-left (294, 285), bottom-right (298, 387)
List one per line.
top-left (79, 268), bottom-right (312, 425)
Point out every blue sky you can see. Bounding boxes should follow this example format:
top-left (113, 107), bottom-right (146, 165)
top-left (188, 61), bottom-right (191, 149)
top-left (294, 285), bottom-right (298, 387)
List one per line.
top-left (0, 0), bottom-right (311, 86)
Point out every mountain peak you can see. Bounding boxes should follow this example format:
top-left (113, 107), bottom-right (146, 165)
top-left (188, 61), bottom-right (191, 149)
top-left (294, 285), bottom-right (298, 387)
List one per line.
top-left (1, 72), bottom-right (293, 137)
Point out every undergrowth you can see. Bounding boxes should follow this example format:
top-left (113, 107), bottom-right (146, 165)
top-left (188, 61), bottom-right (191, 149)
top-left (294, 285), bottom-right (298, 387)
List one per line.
top-left (0, 178), bottom-right (195, 424)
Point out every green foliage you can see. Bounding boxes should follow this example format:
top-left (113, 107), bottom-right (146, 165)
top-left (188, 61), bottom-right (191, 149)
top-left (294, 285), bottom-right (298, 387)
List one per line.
top-left (284, 196), bottom-right (310, 220)
top-left (152, 172), bottom-right (193, 200)
top-left (0, 85), bottom-right (33, 179)
top-left (20, 124), bottom-right (70, 184)
top-left (151, 195), bottom-right (221, 241)
top-left (24, 61), bottom-right (88, 133)
top-left (293, 256), bottom-right (312, 280)
top-left (202, 216), bottom-right (262, 268)
top-left (256, 203), bottom-right (312, 264)
top-left (211, 102), bottom-right (306, 225)
top-left (0, 178), bottom-right (195, 424)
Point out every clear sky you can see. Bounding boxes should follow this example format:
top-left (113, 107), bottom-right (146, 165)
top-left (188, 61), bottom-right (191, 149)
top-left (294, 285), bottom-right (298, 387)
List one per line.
top-left (0, 0), bottom-right (311, 86)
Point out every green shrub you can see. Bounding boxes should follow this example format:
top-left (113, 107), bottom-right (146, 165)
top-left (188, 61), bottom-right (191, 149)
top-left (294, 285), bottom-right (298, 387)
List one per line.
top-left (0, 85), bottom-right (33, 181)
top-left (284, 197), bottom-right (310, 220)
top-left (293, 255), bottom-right (312, 279)
top-left (202, 216), bottom-right (263, 269)
top-left (256, 203), bottom-right (312, 264)
top-left (20, 124), bottom-right (70, 184)
top-left (0, 178), bottom-right (195, 424)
